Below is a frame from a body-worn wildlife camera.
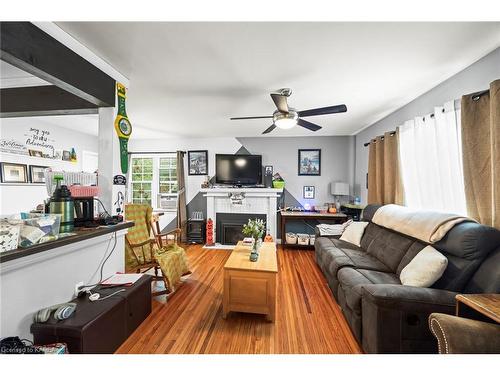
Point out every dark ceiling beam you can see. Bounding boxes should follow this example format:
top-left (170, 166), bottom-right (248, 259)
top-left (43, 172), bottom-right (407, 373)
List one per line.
top-left (0, 86), bottom-right (99, 118)
top-left (0, 22), bottom-right (115, 107)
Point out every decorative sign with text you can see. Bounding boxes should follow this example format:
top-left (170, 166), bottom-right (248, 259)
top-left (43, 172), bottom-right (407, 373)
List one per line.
top-left (0, 139), bottom-right (28, 155)
top-left (24, 128), bottom-right (55, 154)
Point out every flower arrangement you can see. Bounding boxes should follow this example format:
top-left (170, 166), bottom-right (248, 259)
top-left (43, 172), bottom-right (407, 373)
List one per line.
top-left (242, 218), bottom-right (265, 248)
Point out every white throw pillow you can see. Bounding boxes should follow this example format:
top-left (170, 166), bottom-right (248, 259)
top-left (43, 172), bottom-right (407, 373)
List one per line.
top-left (400, 245), bottom-right (448, 287)
top-left (339, 221), bottom-right (369, 247)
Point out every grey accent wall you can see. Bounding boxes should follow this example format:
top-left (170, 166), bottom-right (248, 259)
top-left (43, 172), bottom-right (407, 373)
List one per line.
top-left (237, 136), bottom-right (356, 207)
top-left (238, 135), bottom-right (355, 236)
top-left (354, 47), bottom-right (500, 204)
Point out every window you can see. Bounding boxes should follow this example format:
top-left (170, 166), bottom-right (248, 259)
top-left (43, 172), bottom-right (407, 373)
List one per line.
top-left (129, 154), bottom-right (177, 210)
top-left (398, 101), bottom-right (466, 215)
top-left (159, 157), bottom-right (178, 194)
top-left (131, 158), bottom-right (153, 205)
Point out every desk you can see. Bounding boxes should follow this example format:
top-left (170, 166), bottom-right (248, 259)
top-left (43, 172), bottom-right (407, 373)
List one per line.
top-left (456, 294), bottom-right (500, 324)
top-left (280, 211), bottom-right (348, 249)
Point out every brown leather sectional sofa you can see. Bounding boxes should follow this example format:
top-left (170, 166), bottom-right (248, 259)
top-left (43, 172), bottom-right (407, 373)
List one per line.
top-left (314, 204), bottom-right (500, 353)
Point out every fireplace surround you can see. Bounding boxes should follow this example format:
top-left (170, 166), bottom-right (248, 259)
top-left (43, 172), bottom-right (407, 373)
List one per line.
top-left (201, 187), bottom-right (282, 245)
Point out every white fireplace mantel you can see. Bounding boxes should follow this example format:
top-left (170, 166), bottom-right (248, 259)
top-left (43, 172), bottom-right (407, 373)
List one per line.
top-left (200, 187), bottom-right (283, 244)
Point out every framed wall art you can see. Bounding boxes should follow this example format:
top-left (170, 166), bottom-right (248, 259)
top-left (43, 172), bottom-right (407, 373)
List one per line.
top-left (0, 162), bottom-right (28, 183)
top-left (188, 150), bottom-right (208, 175)
top-left (29, 165), bottom-right (48, 184)
top-left (298, 149), bottom-right (321, 176)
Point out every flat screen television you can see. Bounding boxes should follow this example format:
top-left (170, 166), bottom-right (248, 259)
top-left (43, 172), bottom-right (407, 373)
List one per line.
top-left (215, 154), bottom-right (262, 186)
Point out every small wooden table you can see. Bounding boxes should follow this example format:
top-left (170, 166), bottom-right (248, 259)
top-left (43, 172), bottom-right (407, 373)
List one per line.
top-left (455, 294), bottom-right (500, 324)
top-left (280, 211), bottom-right (348, 249)
top-left (223, 241), bottom-right (278, 322)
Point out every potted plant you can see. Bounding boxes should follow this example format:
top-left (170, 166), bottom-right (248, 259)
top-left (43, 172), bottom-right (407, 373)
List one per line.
top-left (242, 218), bottom-right (266, 262)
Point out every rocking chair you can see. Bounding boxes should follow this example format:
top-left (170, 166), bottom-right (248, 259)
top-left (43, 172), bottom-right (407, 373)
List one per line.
top-left (125, 204), bottom-right (190, 296)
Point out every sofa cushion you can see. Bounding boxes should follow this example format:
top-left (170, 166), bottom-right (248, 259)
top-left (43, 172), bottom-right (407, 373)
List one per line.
top-left (338, 267), bottom-right (401, 313)
top-left (432, 222), bottom-right (500, 292)
top-left (339, 221), bottom-right (369, 246)
top-left (400, 246), bottom-right (448, 287)
top-left (464, 247), bottom-right (500, 293)
top-left (365, 225), bottom-right (415, 272)
top-left (316, 237), bottom-right (391, 278)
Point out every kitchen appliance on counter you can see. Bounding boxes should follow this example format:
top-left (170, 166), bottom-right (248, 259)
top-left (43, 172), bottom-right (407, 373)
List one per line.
top-left (48, 176), bottom-right (74, 233)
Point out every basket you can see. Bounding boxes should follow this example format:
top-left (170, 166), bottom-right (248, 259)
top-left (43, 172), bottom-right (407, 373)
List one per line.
top-left (297, 233), bottom-right (310, 246)
top-left (69, 185), bottom-right (99, 197)
top-left (273, 180), bottom-right (285, 189)
top-left (285, 232), bottom-right (297, 244)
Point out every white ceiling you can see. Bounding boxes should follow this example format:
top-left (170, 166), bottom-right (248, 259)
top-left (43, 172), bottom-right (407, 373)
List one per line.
top-left (40, 22), bottom-right (500, 138)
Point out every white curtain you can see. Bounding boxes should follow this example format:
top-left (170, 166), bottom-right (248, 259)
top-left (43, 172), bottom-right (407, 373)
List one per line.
top-left (398, 100), bottom-right (467, 215)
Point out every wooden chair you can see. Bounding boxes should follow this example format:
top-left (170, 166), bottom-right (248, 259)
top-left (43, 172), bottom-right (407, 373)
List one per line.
top-left (125, 204), bottom-right (190, 296)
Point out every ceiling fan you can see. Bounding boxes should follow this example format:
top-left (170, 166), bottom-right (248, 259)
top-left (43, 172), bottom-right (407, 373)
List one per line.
top-left (230, 88), bottom-right (347, 134)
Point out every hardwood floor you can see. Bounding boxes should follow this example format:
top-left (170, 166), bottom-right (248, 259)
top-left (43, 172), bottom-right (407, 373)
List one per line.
top-left (116, 245), bottom-right (362, 354)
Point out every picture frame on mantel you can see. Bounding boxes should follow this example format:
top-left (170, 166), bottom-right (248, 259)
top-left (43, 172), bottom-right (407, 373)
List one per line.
top-left (188, 150), bottom-right (208, 175)
top-left (0, 162), bottom-right (28, 183)
top-left (298, 149), bottom-right (321, 176)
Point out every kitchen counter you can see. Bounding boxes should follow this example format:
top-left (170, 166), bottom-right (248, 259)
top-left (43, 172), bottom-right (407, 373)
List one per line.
top-left (0, 221), bottom-right (134, 263)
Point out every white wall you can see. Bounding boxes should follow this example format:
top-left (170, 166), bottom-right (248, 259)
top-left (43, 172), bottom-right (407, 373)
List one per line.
top-left (0, 230), bottom-right (126, 340)
top-left (0, 116), bottom-right (98, 214)
top-left (354, 47), bottom-right (500, 204)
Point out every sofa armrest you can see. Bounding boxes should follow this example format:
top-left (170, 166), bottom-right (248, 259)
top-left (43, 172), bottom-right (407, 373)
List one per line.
top-left (360, 284), bottom-right (458, 353)
top-left (429, 313), bottom-right (500, 354)
top-left (361, 284), bottom-right (457, 311)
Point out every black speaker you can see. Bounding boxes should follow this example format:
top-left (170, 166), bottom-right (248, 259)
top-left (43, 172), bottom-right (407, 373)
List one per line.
top-left (264, 174), bottom-right (273, 188)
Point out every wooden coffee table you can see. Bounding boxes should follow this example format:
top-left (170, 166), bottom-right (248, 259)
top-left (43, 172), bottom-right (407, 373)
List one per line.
top-left (223, 241), bottom-right (278, 322)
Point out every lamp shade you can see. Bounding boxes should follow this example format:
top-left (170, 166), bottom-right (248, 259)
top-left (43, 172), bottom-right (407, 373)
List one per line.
top-left (331, 182), bottom-right (350, 196)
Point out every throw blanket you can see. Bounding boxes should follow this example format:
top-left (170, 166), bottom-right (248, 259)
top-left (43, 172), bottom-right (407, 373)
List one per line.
top-left (372, 204), bottom-right (474, 244)
top-left (317, 220), bottom-right (353, 236)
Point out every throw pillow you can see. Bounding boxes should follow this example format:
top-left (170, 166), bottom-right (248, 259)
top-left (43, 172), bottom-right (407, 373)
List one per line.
top-left (339, 221), bottom-right (369, 247)
top-left (400, 245), bottom-right (448, 287)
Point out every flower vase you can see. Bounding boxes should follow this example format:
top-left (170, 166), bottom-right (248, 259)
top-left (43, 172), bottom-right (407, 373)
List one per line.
top-left (249, 237), bottom-right (261, 262)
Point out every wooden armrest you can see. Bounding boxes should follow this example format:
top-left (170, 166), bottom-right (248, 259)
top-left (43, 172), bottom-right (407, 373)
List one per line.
top-left (127, 239), bottom-right (155, 248)
top-left (156, 228), bottom-right (181, 237)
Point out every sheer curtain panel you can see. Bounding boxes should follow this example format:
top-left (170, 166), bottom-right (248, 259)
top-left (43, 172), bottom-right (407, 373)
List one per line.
top-left (398, 101), bottom-right (466, 215)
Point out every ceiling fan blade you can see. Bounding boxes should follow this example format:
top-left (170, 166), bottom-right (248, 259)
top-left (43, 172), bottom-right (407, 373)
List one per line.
top-left (230, 115), bottom-right (273, 120)
top-left (262, 124), bottom-right (277, 134)
top-left (297, 118), bottom-right (322, 132)
top-left (270, 93), bottom-right (289, 113)
top-left (298, 104), bottom-right (347, 117)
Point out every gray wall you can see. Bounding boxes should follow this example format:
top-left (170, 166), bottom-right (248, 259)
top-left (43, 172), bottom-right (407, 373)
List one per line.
top-left (354, 47), bottom-right (500, 204)
top-left (238, 136), bottom-right (355, 209)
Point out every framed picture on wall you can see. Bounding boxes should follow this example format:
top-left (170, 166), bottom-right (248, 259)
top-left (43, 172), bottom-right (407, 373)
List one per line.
top-left (62, 150), bottom-right (71, 161)
top-left (0, 162), bottom-right (28, 183)
top-left (298, 149), bottom-right (321, 176)
top-left (188, 150), bottom-right (208, 175)
top-left (29, 165), bottom-right (48, 184)
top-left (303, 185), bottom-right (315, 199)
top-left (28, 150), bottom-right (43, 157)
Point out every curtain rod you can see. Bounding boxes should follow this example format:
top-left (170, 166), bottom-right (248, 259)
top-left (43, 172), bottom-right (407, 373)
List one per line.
top-left (363, 131), bottom-right (396, 147)
top-left (128, 151), bottom-right (185, 155)
top-left (471, 89), bottom-right (489, 101)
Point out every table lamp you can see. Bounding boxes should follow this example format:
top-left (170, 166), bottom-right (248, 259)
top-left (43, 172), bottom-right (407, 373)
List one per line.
top-left (331, 182), bottom-right (350, 210)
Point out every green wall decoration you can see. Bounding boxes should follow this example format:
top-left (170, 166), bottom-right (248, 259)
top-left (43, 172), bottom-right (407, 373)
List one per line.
top-left (114, 83), bottom-right (132, 174)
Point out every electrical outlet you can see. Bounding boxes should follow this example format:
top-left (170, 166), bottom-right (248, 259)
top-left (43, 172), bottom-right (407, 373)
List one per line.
top-left (74, 281), bottom-right (84, 297)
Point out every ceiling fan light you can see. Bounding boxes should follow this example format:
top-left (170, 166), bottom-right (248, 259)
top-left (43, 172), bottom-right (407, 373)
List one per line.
top-left (275, 118), bottom-right (297, 129)
top-left (273, 110), bottom-right (298, 129)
